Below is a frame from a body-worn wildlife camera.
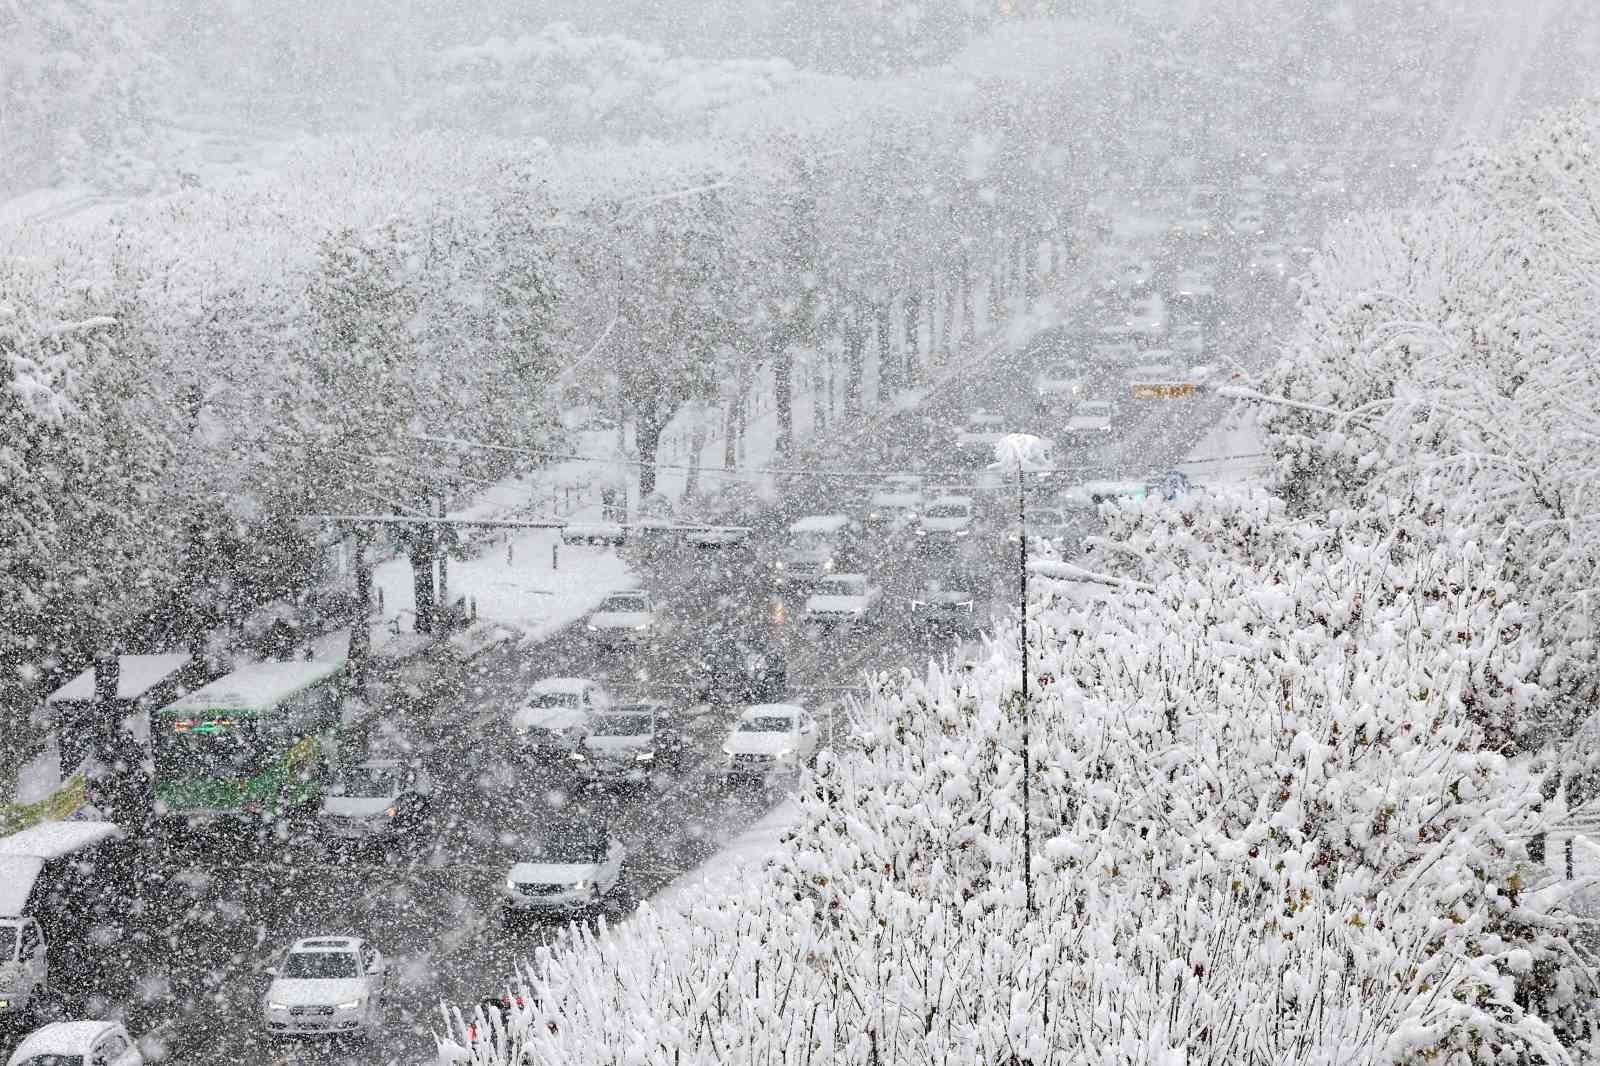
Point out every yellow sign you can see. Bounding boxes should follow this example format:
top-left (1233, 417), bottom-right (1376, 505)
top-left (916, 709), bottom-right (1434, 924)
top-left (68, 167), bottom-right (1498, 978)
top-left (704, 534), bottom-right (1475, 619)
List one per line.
top-left (1130, 382), bottom-right (1196, 400)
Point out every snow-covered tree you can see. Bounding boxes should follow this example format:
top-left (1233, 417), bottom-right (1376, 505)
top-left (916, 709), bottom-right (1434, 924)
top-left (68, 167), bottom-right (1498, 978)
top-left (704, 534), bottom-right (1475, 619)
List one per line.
top-left (440, 489), bottom-right (1600, 1064)
top-left (1257, 97), bottom-right (1600, 749)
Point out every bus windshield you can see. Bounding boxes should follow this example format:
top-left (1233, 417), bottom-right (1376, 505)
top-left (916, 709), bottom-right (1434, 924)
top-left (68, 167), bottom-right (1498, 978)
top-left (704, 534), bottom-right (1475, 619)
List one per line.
top-left (156, 717), bottom-right (266, 780)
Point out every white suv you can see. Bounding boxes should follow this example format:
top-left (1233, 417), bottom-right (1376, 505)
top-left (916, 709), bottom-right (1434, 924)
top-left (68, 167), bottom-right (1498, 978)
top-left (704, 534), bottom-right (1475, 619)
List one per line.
top-left (262, 936), bottom-right (388, 1040)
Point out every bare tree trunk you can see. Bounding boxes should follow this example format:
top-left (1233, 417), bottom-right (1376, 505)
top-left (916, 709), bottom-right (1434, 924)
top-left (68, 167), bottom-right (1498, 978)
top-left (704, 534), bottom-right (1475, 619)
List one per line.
top-left (843, 301), bottom-right (866, 416)
top-left (734, 358), bottom-right (751, 461)
top-left (903, 287), bottom-right (922, 385)
top-left (960, 251), bottom-right (976, 350)
top-left (876, 295), bottom-right (896, 404)
top-left (990, 250), bottom-right (1006, 324)
top-left (774, 337), bottom-right (793, 453)
top-left (350, 527), bottom-right (371, 693)
top-left (410, 507), bottom-right (435, 637)
top-left (636, 398), bottom-right (669, 494)
top-left (942, 273), bottom-right (959, 363)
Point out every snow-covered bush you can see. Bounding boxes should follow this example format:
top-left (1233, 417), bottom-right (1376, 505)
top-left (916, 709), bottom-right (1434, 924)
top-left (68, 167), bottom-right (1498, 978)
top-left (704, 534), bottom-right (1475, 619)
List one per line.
top-left (1258, 98), bottom-right (1600, 747)
top-left (440, 489), bottom-right (1599, 1064)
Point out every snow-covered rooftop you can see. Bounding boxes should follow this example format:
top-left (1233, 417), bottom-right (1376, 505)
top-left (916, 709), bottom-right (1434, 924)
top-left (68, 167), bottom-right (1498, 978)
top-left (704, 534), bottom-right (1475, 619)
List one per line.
top-left (0, 819), bottom-right (122, 862)
top-left (158, 659), bottom-right (345, 715)
top-left (0, 856), bottom-right (44, 917)
top-left (44, 653), bottom-right (191, 704)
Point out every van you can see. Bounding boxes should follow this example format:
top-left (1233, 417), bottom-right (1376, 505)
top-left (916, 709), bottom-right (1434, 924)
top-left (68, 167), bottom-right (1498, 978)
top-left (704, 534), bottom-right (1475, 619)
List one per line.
top-left (774, 515), bottom-right (861, 586)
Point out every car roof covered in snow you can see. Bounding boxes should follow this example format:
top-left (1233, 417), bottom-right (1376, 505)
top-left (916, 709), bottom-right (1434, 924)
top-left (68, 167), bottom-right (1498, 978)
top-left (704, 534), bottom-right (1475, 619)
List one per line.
top-left (157, 659), bottom-right (344, 716)
top-left (0, 819), bottom-right (123, 862)
top-left (8, 1020), bottom-right (123, 1058)
top-left (45, 652), bottom-right (192, 703)
top-left (526, 677), bottom-right (596, 695)
top-left (741, 703), bottom-right (804, 719)
top-left (788, 514), bottom-right (851, 534)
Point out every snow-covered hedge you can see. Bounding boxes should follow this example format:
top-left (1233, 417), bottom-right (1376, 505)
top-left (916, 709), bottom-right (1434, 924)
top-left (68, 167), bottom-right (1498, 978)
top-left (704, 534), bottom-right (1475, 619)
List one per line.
top-left (1259, 98), bottom-right (1600, 747)
top-left (440, 489), bottom-right (1600, 1064)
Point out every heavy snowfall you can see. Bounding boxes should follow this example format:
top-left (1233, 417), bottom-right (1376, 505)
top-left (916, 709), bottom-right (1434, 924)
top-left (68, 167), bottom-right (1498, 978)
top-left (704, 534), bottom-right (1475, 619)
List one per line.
top-left (3, 1), bottom-right (1600, 1063)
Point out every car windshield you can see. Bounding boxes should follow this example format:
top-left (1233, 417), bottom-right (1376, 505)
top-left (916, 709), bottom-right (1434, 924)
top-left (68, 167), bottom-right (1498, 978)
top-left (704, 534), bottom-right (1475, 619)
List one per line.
top-left (1027, 509), bottom-right (1064, 525)
top-left (591, 714), bottom-right (653, 737)
top-left (923, 504), bottom-right (969, 519)
top-left (600, 594), bottom-right (647, 612)
top-left (336, 765), bottom-right (400, 797)
top-left (283, 951), bottom-right (359, 979)
top-left (16, 1056), bottom-right (85, 1066)
top-left (816, 577), bottom-right (865, 596)
top-left (788, 530), bottom-right (833, 551)
top-left (1079, 403), bottom-right (1112, 416)
top-left (156, 716), bottom-right (266, 780)
top-left (528, 691), bottom-right (579, 709)
top-left (527, 830), bottom-right (605, 864)
top-left (739, 715), bottom-right (793, 733)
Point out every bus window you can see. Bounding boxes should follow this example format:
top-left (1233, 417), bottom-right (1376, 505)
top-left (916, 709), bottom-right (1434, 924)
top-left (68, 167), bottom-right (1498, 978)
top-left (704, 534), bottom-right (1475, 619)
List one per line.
top-left (157, 718), bottom-right (264, 780)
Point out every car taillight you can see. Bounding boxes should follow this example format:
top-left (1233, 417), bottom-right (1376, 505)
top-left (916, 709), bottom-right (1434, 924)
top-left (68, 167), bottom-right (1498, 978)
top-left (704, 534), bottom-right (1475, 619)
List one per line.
top-left (467, 1023), bottom-right (478, 1042)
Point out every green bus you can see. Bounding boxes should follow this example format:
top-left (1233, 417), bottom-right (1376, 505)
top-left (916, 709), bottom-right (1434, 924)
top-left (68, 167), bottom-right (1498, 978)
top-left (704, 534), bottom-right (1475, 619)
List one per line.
top-left (153, 659), bottom-right (346, 823)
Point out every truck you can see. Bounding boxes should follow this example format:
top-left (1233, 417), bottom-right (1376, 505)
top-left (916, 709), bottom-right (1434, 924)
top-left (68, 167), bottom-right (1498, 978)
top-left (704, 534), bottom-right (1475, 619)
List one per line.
top-left (0, 819), bottom-right (132, 1020)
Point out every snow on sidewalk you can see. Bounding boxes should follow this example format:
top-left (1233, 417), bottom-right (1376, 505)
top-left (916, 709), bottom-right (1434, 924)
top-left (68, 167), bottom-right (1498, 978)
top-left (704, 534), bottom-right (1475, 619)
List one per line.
top-left (645, 798), bottom-right (804, 915)
top-left (1176, 403), bottom-right (1270, 486)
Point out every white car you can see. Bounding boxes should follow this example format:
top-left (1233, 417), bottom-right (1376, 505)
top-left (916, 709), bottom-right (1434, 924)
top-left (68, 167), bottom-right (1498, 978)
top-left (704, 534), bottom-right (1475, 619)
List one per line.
top-left (585, 589), bottom-right (659, 646)
top-left (802, 573), bottom-right (882, 627)
top-left (1169, 319), bottom-right (1205, 353)
top-left (720, 704), bottom-right (822, 778)
top-left (1251, 243), bottom-right (1291, 276)
top-left (864, 488), bottom-right (922, 533)
top-left (262, 937), bottom-right (388, 1040)
top-left (1231, 207), bottom-right (1266, 236)
top-left (6, 1022), bottom-right (143, 1066)
top-left (513, 678), bottom-right (612, 760)
top-left (1064, 400), bottom-right (1116, 440)
top-left (916, 496), bottom-right (978, 544)
top-left (954, 411), bottom-right (1010, 464)
top-left (1169, 272), bottom-right (1216, 306)
top-left (1034, 365), bottom-right (1086, 409)
top-left (503, 826), bottom-right (625, 917)
top-left (1113, 258), bottom-right (1154, 293)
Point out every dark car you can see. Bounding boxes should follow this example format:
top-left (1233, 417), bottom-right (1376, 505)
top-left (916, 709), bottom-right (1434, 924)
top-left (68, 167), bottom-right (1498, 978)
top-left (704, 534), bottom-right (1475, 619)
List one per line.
top-left (698, 639), bottom-right (787, 704)
top-left (571, 703), bottom-right (687, 783)
top-left (908, 571), bottom-right (989, 637)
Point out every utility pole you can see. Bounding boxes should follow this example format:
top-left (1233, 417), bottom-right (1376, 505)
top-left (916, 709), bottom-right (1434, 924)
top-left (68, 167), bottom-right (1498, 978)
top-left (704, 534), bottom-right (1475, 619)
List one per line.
top-left (350, 526), bottom-right (372, 694)
top-left (1018, 463), bottom-right (1033, 914)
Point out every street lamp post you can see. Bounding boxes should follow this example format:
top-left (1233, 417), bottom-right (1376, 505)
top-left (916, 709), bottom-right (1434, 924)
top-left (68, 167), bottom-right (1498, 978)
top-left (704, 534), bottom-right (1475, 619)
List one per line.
top-left (993, 433), bottom-right (1049, 914)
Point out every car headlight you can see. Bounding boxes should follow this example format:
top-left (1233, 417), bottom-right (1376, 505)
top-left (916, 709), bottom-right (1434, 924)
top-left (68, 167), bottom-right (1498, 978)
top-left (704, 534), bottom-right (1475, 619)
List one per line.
top-left (570, 752), bottom-right (587, 762)
top-left (635, 751), bottom-right (655, 762)
top-left (506, 876), bottom-right (518, 892)
top-left (587, 624), bottom-right (598, 631)
top-left (268, 1002), bottom-right (289, 1011)
top-left (721, 745), bottom-right (734, 756)
top-left (774, 561), bottom-right (785, 571)
top-left (955, 529), bottom-right (969, 537)
top-left (777, 748), bottom-right (794, 760)
top-left (336, 999), bottom-right (363, 1011)
top-left (823, 558), bottom-right (835, 572)
top-left (634, 622), bottom-right (650, 631)
top-left (384, 805), bottom-right (397, 818)
top-left (572, 880), bottom-right (589, 893)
